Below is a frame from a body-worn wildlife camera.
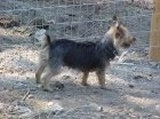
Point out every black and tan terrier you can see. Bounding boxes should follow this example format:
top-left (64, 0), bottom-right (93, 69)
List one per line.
top-left (35, 16), bottom-right (136, 91)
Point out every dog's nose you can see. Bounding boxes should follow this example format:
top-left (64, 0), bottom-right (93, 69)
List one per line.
top-left (132, 37), bottom-right (136, 41)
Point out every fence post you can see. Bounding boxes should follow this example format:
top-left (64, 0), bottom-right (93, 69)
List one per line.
top-left (149, 0), bottom-right (160, 61)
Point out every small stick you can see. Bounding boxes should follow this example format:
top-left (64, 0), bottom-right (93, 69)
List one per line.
top-left (117, 50), bottom-right (128, 63)
top-left (21, 89), bottom-right (30, 101)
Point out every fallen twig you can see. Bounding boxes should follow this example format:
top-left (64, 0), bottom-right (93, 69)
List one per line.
top-left (21, 89), bottom-right (30, 101)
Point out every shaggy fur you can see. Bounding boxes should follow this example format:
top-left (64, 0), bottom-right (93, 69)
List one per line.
top-left (48, 38), bottom-right (118, 71)
top-left (35, 17), bottom-right (136, 91)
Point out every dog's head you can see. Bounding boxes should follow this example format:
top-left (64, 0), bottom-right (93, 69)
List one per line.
top-left (107, 16), bottom-right (136, 49)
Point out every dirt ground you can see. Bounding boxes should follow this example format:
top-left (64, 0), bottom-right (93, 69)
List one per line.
top-left (0, 0), bottom-right (160, 119)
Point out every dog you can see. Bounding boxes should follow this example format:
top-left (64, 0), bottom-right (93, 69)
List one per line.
top-left (35, 16), bottom-right (136, 91)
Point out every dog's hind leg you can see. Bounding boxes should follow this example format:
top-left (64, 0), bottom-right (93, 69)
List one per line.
top-left (42, 59), bottom-right (62, 92)
top-left (35, 61), bottom-right (47, 84)
top-left (81, 72), bottom-right (89, 86)
top-left (96, 69), bottom-right (106, 89)
top-left (42, 71), bottom-right (54, 92)
top-left (42, 68), bottom-right (60, 92)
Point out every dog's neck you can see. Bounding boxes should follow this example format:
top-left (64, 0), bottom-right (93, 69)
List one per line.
top-left (103, 32), bottom-right (120, 51)
top-left (97, 33), bottom-right (119, 60)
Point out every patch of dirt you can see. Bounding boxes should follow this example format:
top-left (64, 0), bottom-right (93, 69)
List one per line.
top-left (0, 0), bottom-right (160, 119)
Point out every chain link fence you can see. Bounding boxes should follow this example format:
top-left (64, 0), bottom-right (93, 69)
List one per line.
top-left (0, 0), bottom-right (153, 43)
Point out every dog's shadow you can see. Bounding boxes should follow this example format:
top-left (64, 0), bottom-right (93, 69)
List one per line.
top-left (35, 73), bottom-right (120, 102)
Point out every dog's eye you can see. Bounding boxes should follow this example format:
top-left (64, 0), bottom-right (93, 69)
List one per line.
top-left (115, 32), bottom-right (121, 38)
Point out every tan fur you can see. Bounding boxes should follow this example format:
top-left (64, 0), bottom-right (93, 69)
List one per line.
top-left (35, 35), bottom-right (49, 84)
top-left (106, 21), bottom-right (135, 49)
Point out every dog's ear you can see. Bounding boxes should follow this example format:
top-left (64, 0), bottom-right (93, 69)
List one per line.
top-left (108, 15), bottom-right (120, 30)
top-left (112, 15), bottom-right (118, 21)
top-left (115, 21), bottom-right (120, 29)
top-left (112, 15), bottom-right (120, 28)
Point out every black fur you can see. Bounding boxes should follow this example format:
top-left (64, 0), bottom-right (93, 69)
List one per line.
top-left (47, 36), bottom-right (118, 72)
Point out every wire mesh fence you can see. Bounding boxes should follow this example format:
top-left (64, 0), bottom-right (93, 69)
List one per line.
top-left (0, 0), bottom-right (154, 43)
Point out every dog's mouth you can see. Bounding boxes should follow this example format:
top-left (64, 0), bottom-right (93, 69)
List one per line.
top-left (122, 37), bottom-right (136, 48)
top-left (122, 43), bottom-right (131, 48)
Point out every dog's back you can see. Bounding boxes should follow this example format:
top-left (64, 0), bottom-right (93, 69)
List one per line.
top-left (46, 35), bottom-right (118, 72)
top-left (46, 38), bottom-right (99, 71)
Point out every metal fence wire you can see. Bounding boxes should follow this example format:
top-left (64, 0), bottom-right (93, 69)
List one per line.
top-left (0, 0), bottom-right (154, 43)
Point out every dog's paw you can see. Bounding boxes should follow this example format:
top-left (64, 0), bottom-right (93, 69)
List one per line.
top-left (35, 74), bottom-right (41, 84)
top-left (51, 81), bottom-right (64, 90)
top-left (36, 79), bottom-right (41, 84)
top-left (100, 85), bottom-right (106, 89)
top-left (81, 82), bottom-right (89, 86)
top-left (42, 85), bottom-right (53, 92)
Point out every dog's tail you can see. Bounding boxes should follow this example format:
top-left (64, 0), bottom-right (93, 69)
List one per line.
top-left (40, 34), bottom-right (51, 48)
top-left (34, 29), bottom-right (51, 47)
top-left (44, 34), bottom-right (51, 46)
